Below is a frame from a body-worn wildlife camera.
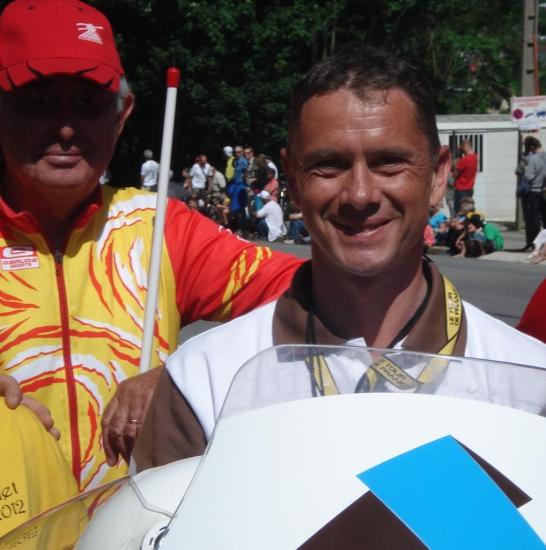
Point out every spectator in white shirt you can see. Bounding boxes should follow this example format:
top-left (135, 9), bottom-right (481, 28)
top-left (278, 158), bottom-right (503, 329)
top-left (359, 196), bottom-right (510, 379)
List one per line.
top-left (189, 155), bottom-right (213, 195)
top-left (140, 149), bottom-right (159, 191)
top-left (256, 190), bottom-right (287, 242)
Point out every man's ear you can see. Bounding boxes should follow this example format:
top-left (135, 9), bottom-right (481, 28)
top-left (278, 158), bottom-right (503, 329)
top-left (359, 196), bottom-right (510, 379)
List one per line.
top-left (280, 146), bottom-right (301, 208)
top-left (429, 145), bottom-right (450, 207)
top-left (115, 92), bottom-right (135, 138)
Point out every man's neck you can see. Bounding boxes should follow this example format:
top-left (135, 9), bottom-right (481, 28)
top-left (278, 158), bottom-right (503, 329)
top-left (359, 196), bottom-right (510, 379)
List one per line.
top-left (310, 254), bottom-right (428, 347)
top-left (2, 177), bottom-right (98, 245)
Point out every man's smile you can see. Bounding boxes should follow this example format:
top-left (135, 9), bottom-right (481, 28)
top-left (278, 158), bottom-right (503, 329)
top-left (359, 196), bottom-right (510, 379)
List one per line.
top-left (328, 217), bottom-right (393, 237)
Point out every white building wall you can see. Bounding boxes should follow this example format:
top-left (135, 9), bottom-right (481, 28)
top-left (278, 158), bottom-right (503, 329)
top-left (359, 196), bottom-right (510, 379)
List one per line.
top-left (441, 129), bottom-right (518, 222)
top-left (477, 131), bottom-right (519, 221)
top-left (438, 121), bottom-right (546, 223)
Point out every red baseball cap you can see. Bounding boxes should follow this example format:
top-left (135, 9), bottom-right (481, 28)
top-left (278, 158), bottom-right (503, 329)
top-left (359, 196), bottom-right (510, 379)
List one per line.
top-left (0, 0), bottom-right (125, 92)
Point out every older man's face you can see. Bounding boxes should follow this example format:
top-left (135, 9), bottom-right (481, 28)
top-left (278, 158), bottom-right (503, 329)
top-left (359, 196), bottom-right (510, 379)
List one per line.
top-left (285, 87), bottom-right (448, 278)
top-left (0, 76), bottom-right (132, 199)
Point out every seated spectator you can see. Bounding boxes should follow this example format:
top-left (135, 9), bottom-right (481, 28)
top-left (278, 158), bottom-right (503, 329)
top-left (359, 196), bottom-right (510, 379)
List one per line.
top-left (187, 195), bottom-right (199, 211)
top-left (423, 223), bottom-right (435, 252)
top-left (263, 168), bottom-right (280, 202)
top-left (482, 219), bottom-right (504, 252)
top-left (446, 197), bottom-right (485, 255)
top-left (209, 166), bottom-right (226, 202)
top-left (285, 205), bottom-right (310, 244)
top-left (207, 196), bottom-right (224, 226)
top-left (255, 191), bottom-right (286, 242)
top-left (428, 204), bottom-right (449, 245)
top-left (453, 214), bottom-right (488, 258)
top-left (220, 196), bottom-right (231, 227)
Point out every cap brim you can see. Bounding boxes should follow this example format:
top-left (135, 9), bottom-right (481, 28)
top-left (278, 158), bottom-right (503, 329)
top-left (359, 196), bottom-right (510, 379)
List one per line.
top-left (0, 58), bottom-right (122, 92)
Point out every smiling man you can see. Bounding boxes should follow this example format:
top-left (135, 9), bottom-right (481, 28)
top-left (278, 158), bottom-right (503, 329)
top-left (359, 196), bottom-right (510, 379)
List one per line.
top-left (135, 45), bottom-right (545, 469)
top-left (0, 0), bottom-right (300, 493)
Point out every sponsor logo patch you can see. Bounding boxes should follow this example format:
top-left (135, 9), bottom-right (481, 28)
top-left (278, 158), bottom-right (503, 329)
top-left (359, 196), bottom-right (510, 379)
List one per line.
top-left (76, 23), bottom-right (104, 44)
top-left (0, 246), bottom-right (39, 271)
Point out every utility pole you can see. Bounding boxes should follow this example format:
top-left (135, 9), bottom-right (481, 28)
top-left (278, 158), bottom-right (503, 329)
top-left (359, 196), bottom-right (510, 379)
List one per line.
top-left (521, 0), bottom-right (539, 97)
top-left (517, 0), bottom-right (539, 229)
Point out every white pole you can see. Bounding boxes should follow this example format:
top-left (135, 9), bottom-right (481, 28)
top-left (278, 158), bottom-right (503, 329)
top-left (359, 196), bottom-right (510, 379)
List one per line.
top-left (139, 67), bottom-right (181, 373)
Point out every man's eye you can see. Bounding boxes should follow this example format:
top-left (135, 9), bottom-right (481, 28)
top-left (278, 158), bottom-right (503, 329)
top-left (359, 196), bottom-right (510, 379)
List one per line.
top-left (370, 157), bottom-right (406, 173)
top-left (14, 92), bottom-right (115, 117)
top-left (310, 161), bottom-right (345, 176)
top-left (72, 96), bottom-right (115, 115)
top-left (16, 93), bottom-right (55, 114)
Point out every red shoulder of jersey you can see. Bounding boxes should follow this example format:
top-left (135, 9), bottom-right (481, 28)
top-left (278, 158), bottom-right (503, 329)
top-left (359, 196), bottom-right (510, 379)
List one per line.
top-left (164, 199), bottom-right (303, 325)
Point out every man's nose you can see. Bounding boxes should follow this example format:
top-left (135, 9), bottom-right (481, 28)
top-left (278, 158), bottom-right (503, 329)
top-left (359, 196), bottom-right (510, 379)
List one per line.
top-left (50, 99), bottom-right (80, 141)
top-left (341, 163), bottom-right (379, 208)
top-left (58, 123), bottom-right (77, 141)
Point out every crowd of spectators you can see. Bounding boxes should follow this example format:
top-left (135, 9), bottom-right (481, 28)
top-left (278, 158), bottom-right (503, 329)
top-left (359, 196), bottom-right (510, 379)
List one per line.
top-left (425, 196), bottom-right (504, 258)
top-left (140, 145), bottom-right (311, 244)
top-left (139, 141), bottom-right (524, 259)
top-left (422, 140), bottom-right (504, 259)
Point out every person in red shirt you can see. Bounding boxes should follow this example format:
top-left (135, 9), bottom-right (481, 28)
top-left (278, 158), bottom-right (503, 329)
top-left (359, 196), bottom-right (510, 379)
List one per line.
top-left (453, 140), bottom-right (478, 213)
top-left (263, 168), bottom-right (280, 202)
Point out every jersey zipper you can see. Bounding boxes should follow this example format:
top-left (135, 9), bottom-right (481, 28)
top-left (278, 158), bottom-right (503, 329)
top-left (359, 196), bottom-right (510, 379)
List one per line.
top-left (54, 248), bottom-right (82, 485)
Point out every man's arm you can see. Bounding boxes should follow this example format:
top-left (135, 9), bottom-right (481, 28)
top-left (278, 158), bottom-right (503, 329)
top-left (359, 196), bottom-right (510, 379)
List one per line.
top-left (102, 367), bottom-right (163, 466)
top-left (103, 201), bottom-right (300, 466)
top-left (453, 156), bottom-right (466, 181)
top-left (525, 155), bottom-right (539, 183)
top-left (133, 368), bottom-right (206, 471)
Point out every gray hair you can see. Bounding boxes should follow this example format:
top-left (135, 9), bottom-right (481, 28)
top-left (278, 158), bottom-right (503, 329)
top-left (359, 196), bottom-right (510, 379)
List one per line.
top-left (143, 149), bottom-right (153, 160)
top-left (117, 76), bottom-right (132, 113)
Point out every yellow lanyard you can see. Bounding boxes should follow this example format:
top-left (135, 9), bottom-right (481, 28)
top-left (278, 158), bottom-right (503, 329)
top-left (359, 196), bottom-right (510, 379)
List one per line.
top-left (306, 276), bottom-right (462, 395)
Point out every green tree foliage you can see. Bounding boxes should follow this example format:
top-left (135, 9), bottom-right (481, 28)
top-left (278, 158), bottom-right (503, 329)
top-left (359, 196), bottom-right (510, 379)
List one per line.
top-left (0, 0), bottom-right (527, 181)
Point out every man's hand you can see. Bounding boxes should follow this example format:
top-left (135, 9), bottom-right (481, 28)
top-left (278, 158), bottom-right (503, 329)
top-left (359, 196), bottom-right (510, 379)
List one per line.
top-left (102, 367), bottom-right (162, 466)
top-left (0, 374), bottom-right (60, 440)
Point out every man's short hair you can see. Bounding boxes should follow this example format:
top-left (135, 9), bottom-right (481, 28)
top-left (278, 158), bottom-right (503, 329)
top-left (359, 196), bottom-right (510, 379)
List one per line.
top-left (143, 149), bottom-right (153, 160)
top-left (524, 136), bottom-right (541, 150)
top-left (287, 44), bottom-right (440, 156)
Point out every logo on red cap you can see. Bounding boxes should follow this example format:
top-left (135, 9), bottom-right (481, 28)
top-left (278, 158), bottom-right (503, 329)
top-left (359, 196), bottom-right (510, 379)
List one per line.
top-left (76, 23), bottom-right (104, 45)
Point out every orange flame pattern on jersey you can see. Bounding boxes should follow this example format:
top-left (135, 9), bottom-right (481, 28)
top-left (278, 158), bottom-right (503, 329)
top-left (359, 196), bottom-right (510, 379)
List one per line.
top-left (0, 188), bottom-right (180, 490)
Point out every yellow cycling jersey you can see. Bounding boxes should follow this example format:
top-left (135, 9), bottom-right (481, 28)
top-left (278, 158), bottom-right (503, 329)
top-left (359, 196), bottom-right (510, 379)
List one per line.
top-left (0, 401), bottom-right (78, 538)
top-left (0, 185), bottom-right (301, 490)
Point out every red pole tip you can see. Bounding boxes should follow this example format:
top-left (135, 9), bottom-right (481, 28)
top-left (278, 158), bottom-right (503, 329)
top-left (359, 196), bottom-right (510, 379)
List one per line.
top-left (166, 67), bottom-right (181, 88)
